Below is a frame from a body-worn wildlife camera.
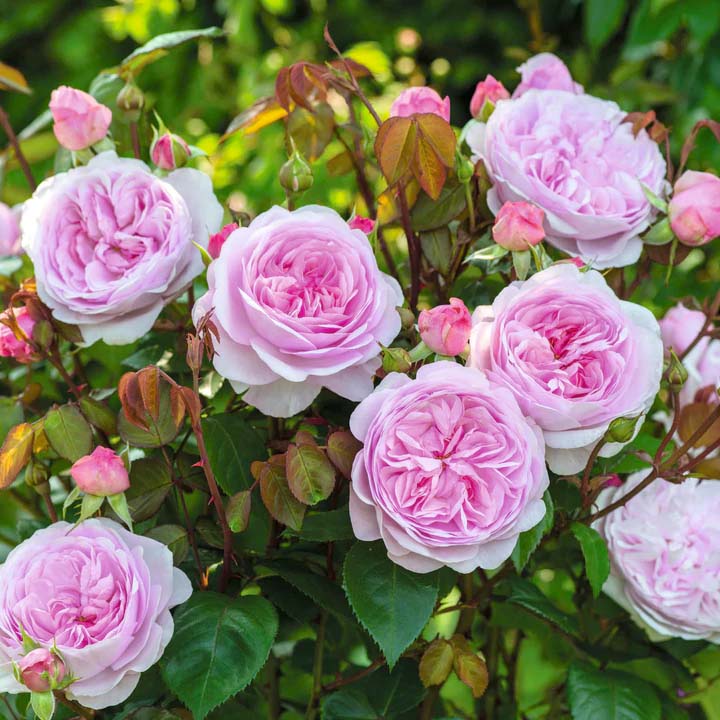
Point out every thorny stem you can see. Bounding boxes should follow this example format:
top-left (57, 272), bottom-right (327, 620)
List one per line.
top-left (398, 183), bottom-right (421, 314)
top-left (0, 105), bottom-right (37, 190)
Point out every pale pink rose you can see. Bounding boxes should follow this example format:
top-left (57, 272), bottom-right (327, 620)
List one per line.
top-left (0, 203), bottom-right (21, 256)
top-left (595, 472), bottom-right (720, 642)
top-left (18, 648), bottom-right (66, 692)
top-left (22, 151), bottom-right (222, 346)
top-left (466, 91), bottom-right (667, 268)
top-left (49, 86), bottom-right (112, 151)
top-left (208, 222), bottom-right (239, 259)
top-left (150, 132), bottom-right (191, 171)
top-left (0, 306), bottom-right (36, 364)
top-left (348, 215), bottom-right (376, 234)
top-left (513, 53), bottom-right (583, 97)
top-left (669, 171), bottom-right (720, 247)
top-left (349, 362), bottom-right (549, 572)
top-left (193, 206), bottom-right (403, 417)
top-left (70, 446), bottom-right (130, 496)
top-left (0, 519), bottom-right (192, 709)
top-left (418, 298), bottom-right (472, 356)
top-left (469, 264), bottom-right (663, 474)
top-left (492, 201), bottom-right (545, 251)
top-left (390, 87), bottom-right (451, 122)
top-left (470, 74), bottom-right (510, 118)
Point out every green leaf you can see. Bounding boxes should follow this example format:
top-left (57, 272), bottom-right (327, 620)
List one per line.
top-left (126, 456), bottom-right (173, 522)
top-left (80, 493), bottom-right (105, 521)
top-left (419, 638), bottom-right (454, 687)
top-left (420, 227), bottom-right (453, 276)
top-left (162, 593), bottom-right (278, 720)
top-left (343, 542), bottom-right (439, 669)
top-left (570, 523), bottom-right (611, 599)
top-left (145, 524), bottom-right (189, 565)
top-left (567, 661), bottom-right (662, 720)
top-left (44, 405), bottom-right (93, 462)
top-left (504, 577), bottom-right (580, 638)
top-left (30, 692), bottom-right (54, 720)
top-left (258, 457), bottom-right (306, 531)
top-left (465, 243), bottom-right (509, 263)
top-left (295, 506), bottom-right (354, 542)
top-left (584, 0), bottom-right (627, 50)
top-left (286, 443), bottom-right (336, 505)
top-left (411, 182), bottom-right (466, 231)
top-left (512, 491), bottom-right (554, 572)
top-left (226, 490), bottom-right (252, 533)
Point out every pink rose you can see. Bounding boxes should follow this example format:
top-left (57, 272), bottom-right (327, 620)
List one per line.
top-left (389, 87), bottom-right (451, 122)
top-left (466, 91), bottom-right (667, 268)
top-left (470, 74), bottom-right (510, 118)
top-left (49, 86), bottom-right (112, 151)
top-left (208, 222), bottom-right (239, 259)
top-left (0, 519), bottom-right (192, 708)
top-left (418, 298), bottom-right (472, 356)
top-left (193, 206), bottom-right (403, 417)
top-left (18, 648), bottom-right (66, 692)
top-left (492, 201), bottom-right (545, 251)
top-left (71, 446), bottom-right (130, 496)
top-left (0, 203), bottom-right (21, 256)
top-left (595, 472), bottom-right (720, 642)
top-left (348, 215), bottom-right (376, 234)
top-left (349, 362), bottom-right (549, 572)
top-left (0, 306), bottom-right (36, 364)
top-left (151, 131), bottom-right (191, 171)
top-left (469, 264), bottom-right (663, 474)
top-left (22, 151), bottom-right (222, 345)
top-left (669, 171), bottom-right (720, 247)
top-left (513, 53), bottom-right (583, 97)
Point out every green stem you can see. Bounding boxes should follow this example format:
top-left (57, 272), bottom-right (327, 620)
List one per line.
top-left (305, 611), bottom-right (327, 719)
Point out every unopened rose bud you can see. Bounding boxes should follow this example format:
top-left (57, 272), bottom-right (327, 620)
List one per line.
top-left (390, 86), bottom-right (451, 122)
top-left (348, 215), bottom-right (376, 234)
top-left (49, 86), bottom-right (112, 152)
top-left (418, 298), bottom-right (472, 356)
top-left (279, 150), bottom-right (313, 194)
top-left (469, 74), bottom-right (509, 120)
top-left (492, 201), bottom-right (545, 252)
top-left (151, 130), bottom-right (191, 170)
top-left (665, 349), bottom-right (688, 392)
top-left (18, 649), bottom-right (65, 693)
top-left (605, 416), bottom-right (639, 444)
top-left (603, 474), bottom-right (623, 489)
top-left (71, 446), bottom-right (129, 496)
top-left (25, 460), bottom-right (50, 494)
top-left (457, 155), bottom-right (475, 183)
top-left (208, 223), bottom-right (239, 259)
top-left (186, 333), bottom-right (205, 373)
top-left (116, 82), bottom-right (145, 122)
top-left (0, 306), bottom-right (36, 364)
top-left (669, 171), bottom-right (720, 247)
top-left (382, 346), bottom-right (412, 373)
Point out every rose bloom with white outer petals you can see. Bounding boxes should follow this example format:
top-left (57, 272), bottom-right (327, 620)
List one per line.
top-left (193, 205), bottom-right (403, 418)
top-left (349, 362), bottom-right (549, 573)
top-left (466, 90), bottom-right (667, 268)
top-left (0, 519), bottom-right (191, 709)
top-left (22, 151), bottom-right (222, 346)
top-left (469, 264), bottom-right (663, 475)
top-left (594, 472), bottom-right (720, 643)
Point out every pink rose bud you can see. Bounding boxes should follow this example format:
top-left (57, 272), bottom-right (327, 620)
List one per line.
top-left (418, 298), bottom-right (472, 356)
top-left (71, 446), bottom-right (130, 496)
top-left (0, 306), bottom-right (36, 364)
top-left (348, 215), bottom-right (376, 234)
top-left (0, 202), bottom-right (21, 256)
top-left (669, 171), bottom-right (720, 247)
top-left (566, 257), bottom-right (586, 269)
top-left (49, 86), bottom-right (112, 151)
top-left (470, 74), bottom-right (510, 118)
top-left (603, 474), bottom-right (623, 489)
top-left (208, 222), bottom-right (239, 259)
top-left (151, 131), bottom-right (191, 171)
top-left (390, 87), bottom-right (451, 122)
top-left (513, 53), bottom-right (583, 98)
top-left (18, 648), bottom-right (66, 692)
top-left (492, 201), bottom-right (546, 251)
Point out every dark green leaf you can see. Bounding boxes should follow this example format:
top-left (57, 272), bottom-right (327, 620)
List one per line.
top-left (585, 0), bottom-right (627, 50)
top-left (512, 491), bottom-right (554, 572)
top-left (145, 524), bottom-right (189, 565)
top-left (504, 577), bottom-right (580, 638)
top-left (411, 182), bottom-right (466, 231)
top-left (571, 523), bottom-right (611, 599)
top-left (44, 405), bottom-right (93, 461)
top-left (126, 457), bottom-right (173, 522)
top-left (295, 506), bottom-right (354, 542)
top-left (420, 227), bottom-right (453, 276)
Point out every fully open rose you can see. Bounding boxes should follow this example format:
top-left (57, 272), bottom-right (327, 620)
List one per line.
top-left (0, 519), bottom-right (191, 709)
top-left (349, 362), bottom-right (548, 573)
top-left (469, 264), bottom-right (663, 474)
top-left (193, 205), bottom-right (403, 417)
top-left (21, 151), bottom-right (222, 346)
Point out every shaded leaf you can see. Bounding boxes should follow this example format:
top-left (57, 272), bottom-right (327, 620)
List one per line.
top-left (504, 576), bottom-right (580, 637)
top-left (453, 651), bottom-right (489, 699)
top-left (571, 523), bottom-right (611, 598)
top-left (419, 638), bottom-right (454, 687)
top-left (512, 491), bottom-right (554, 572)
top-left (326, 431), bottom-right (362, 479)
top-left (126, 456), bottom-right (173, 522)
top-left (286, 443), bottom-right (336, 505)
top-left (146, 524), bottom-right (190, 565)
top-left (295, 506), bottom-right (354, 542)
top-left (227, 490), bottom-right (252, 533)
top-left (258, 455), bottom-right (306, 531)
top-left (44, 405), bottom-right (93, 462)
top-left (288, 103), bottom-right (335, 161)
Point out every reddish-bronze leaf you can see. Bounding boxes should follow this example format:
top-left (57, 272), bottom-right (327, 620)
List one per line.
top-left (326, 431), bottom-right (362, 479)
top-left (454, 650), bottom-right (489, 699)
top-left (0, 423), bottom-right (34, 489)
top-left (258, 454), bottom-right (306, 530)
top-left (414, 113), bottom-right (457, 168)
top-left (678, 402), bottom-right (720, 448)
top-left (286, 444), bottom-right (336, 505)
top-left (375, 116), bottom-right (417, 186)
top-left (412, 136), bottom-right (447, 201)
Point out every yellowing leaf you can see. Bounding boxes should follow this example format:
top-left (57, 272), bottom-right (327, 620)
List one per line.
top-left (0, 423), bottom-right (34, 488)
top-left (0, 62), bottom-right (31, 94)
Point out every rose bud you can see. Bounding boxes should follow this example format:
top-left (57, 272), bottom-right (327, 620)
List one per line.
top-left (151, 130), bottom-right (191, 171)
top-left (116, 82), bottom-right (145, 122)
top-left (70, 446), bottom-right (130, 496)
top-left (208, 222), bottom-right (239, 259)
top-left (390, 87), bottom-right (451, 122)
top-left (418, 298), bottom-right (472, 356)
top-left (470, 74), bottom-right (510, 119)
top-left (279, 150), bottom-right (313, 194)
top-left (0, 306), bottom-right (36, 364)
top-left (348, 215), bottom-right (376, 234)
top-left (669, 171), bottom-right (720, 247)
top-left (0, 202), bottom-right (21, 257)
top-left (513, 53), bottom-right (583, 98)
top-left (18, 648), bottom-right (66, 693)
top-left (49, 86), bottom-right (112, 151)
top-left (492, 201), bottom-right (546, 252)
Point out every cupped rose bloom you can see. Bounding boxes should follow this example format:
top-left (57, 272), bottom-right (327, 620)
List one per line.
top-left (22, 151), bottom-right (222, 345)
top-left (0, 203), bottom-right (21, 256)
top-left (0, 306), bottom-right (36, 364)
top-left (349, 362), bottom-right (549, 572)
top-left (18, 648), bottom-right (66, 692)
top-left (0, 519), bottom-right (192, 709)
top-left (466, 90), bottom-right (667, 268)
top-left (470, 74), bottom-right (510, 118)
top-left (418, 298), bottom-right (472, 356)
top-left (390, 87), bottom-right (451, 122)
top-left (668, 171), bottom-right (720, 247)
top-left (594, 472), bottom-right (720, 642)
top-left (469, 264), bottom-right (663, 474)
top-left (208, 222), bottom-right (239, 259)
top-left (193, 206), bottom-right (403, 417)
top-left (71, 446), bottom-right (130, 496)
top-left (492, 200), bottom-right (545, 251)
top-left (49, 86), bottom-right (112, 151)
top-left (513, 53), bottom-right (583, 98)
